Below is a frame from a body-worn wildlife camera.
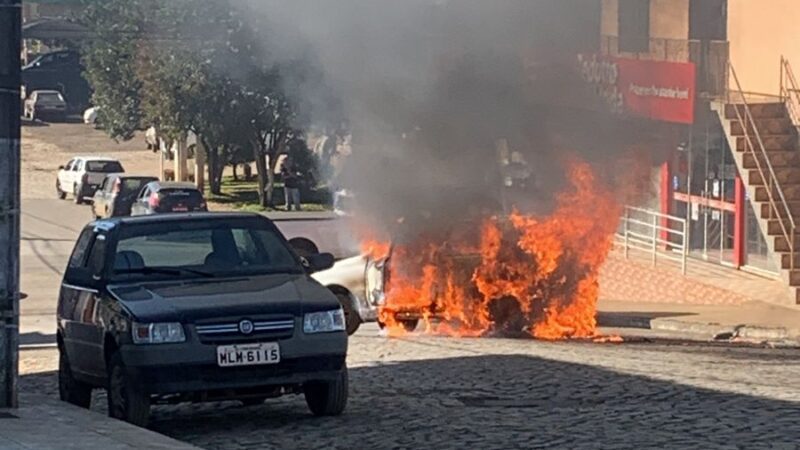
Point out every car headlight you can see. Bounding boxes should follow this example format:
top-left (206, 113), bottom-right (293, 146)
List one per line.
top-left (303, 309), bottom-right (345, 334)
top-left (132, 322), bottom-right (186, 344)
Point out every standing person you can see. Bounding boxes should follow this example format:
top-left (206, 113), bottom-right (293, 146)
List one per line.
top-left (281, 157), bottom-right (302, 211)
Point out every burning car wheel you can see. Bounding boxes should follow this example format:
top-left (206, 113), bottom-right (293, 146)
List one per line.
top-left (304, 366), bottom-right (348, 416)
top-left (399, 319), bottom-right (419, 332)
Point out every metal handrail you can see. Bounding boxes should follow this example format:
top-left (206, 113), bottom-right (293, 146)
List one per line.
top-left (780, 56), bottom-right (800, 128)
top-left (615, 206), bottom-right (688, 275)
top-left (729, 62), bottom-right (796, 270)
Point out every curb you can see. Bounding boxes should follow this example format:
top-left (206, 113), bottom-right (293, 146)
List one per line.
top-left (597, 312), bottom-right (800, 346)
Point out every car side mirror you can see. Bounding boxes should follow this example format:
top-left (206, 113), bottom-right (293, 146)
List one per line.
top-left (58, 165), bottom-right (65, 170)
top-left (305, 253), bottom-right (335, 273)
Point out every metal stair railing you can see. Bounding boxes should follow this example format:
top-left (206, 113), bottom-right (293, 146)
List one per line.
top-left (780, 56), bottom-right (800, 127)
top-left (729, 62), bottom-right (797, 270)
top-left (615, 206), bottom-right (688, 275)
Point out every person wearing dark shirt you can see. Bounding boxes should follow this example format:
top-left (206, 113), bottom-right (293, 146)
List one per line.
top-left (281, 157), bottom-right (302, 211)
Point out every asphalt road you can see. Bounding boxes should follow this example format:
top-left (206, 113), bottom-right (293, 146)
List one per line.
top-left (20, 198), bottom-right (93, 346)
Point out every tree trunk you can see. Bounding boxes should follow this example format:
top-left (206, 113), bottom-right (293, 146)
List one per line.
top-left (206, 144), bottom-right (222, 195)
top-left (232, 164), bottom-right (238, 182)
top-left (253, 140), bottom-right (268, 208)
top-left (266, 152), bottom-right (277, 208)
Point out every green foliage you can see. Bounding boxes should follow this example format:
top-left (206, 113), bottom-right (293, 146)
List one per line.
top-left (81, 0), bottom-right (147, 140)
top-left (79, 0), bottom-right (339, 208)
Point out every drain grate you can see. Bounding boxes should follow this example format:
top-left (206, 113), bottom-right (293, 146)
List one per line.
top-left (0, 412), bottom-right (18, 419)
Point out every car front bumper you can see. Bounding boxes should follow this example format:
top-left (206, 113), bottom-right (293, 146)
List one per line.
top-left (119, 332), bottom-right (347, 396)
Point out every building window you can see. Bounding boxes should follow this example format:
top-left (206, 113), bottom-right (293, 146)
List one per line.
top-left (618, 0), bottom-right (650, 53)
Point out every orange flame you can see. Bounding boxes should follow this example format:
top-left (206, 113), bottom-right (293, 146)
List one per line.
top-left (368, 157), bottom-right (622, 340)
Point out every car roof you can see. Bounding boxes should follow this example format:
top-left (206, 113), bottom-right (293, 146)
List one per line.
top-left (73, 156), bottom-right (120, 162)
top-left (94, 212), bottom-right (268, 228)
top-left (32, 90), bottom-right (62, 95)
top-left (148, 181), bottom-right (199, 191)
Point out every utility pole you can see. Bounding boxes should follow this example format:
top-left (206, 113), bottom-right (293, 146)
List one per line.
top-left (0, 0), bottom-right (21, 408)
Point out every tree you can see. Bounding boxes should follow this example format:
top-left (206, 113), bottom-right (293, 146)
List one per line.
top-left (82, 0), bottom-right (147, 140)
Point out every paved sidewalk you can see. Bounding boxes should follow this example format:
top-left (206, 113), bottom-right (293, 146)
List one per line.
top-left (0, 394), bottom-right (199, 450)
top-left (598, 299), bottom-right (800, 344)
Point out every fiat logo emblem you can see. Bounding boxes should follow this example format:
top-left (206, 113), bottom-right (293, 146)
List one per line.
top-left (239, 320), bottom-right (254, 335)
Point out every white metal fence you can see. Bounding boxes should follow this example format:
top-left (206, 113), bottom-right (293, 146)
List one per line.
top-left (615, 206), bottom-right (688, 275)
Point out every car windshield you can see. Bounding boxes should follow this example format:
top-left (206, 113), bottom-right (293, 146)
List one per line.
top-left (37, 92), bottom-right (63, 103)
top-left (86, 160), bottom-right (124, 173)
top-left (111, 219), bottom-right (303, 281)
top-left (121, 178), bottom-right (153, 193)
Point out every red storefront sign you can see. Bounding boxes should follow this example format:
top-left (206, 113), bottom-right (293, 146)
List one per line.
top-left (579, 54), bottom-right (696, 124)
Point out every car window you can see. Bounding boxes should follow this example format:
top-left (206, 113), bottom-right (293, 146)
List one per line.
top-left (64, 160), bottom-right (74, 171)
top-left (72, 160), bottom-right (82, 172)
top-left (232, 229), bottom-right (259, 261)
top-left (112, 221), bottom-right (301, 280)
top-left (87, 235), bottom-right (108, 276)
top-left (121, 178), bottom-right (152, 194)
top-left (120, 229), bottom-right (214, 268)
top-left (85, 160), bottom-right (124, 173)
top-left (68, 229), bottom-right (94, 268)
top-left (37, 92), bottom-right (63, 103)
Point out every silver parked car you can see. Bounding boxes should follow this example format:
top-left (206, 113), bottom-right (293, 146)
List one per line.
top-left (311, 254), bottom-right (386, 335)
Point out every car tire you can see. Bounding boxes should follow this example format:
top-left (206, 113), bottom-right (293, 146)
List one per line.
top-left (74, 184), bottom-right (84, 205)
top-left (56, 181), bottom-right (66, 200)
top-left (107, 353), bottom-right (150, 428)
top-left (288, 238), bottom-right (320, 259)
top-left (58, 346), bottom-right (92, 409)
top-left (335, 292), bottom-right (361, 336)
top-left (400, 319), bottom-right (419, 332)
top-left (304, 366), bottom-right (348, 417)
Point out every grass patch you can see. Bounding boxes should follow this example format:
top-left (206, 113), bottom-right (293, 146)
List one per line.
top-left (206, 176), bottom-right (332, 212)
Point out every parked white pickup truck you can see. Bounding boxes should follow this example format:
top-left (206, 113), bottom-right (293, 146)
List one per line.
top-left (56, 156), bottom-right (125, 204)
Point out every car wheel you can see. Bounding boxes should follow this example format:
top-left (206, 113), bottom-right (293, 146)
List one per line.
top-left (335, 292), bottom-right (361, 336)
top-left (400, 319), bottom-right (419, 333)
top-left (58, 346), bottom-right (92, 408)
top-left (288, 237), bottom-right (319, 259)
top-left (304, 366), bottom-right (348, 417)
top-left (107, 353), bottom-right (150, 427)
top-left (56, 181), bottom-right (66, 200)
top-left (74, 184), bottom-right (84, 205)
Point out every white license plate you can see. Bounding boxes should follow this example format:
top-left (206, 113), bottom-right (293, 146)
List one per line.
top-left (173, 206), bottom-right (188, 212)
top-left (216, 343), bottom-right (280, 367)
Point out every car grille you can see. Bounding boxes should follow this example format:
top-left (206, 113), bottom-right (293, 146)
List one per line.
top-left (194, 317), bottom-right (295, 344)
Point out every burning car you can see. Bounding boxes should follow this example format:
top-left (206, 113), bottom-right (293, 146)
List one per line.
top-left (356, 159), bottom-right (621, 339)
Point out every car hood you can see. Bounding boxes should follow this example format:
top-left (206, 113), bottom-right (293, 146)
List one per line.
top-left (108, 274), bottom-right (339, 323)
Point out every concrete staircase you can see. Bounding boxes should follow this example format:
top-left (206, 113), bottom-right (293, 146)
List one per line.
top-left (716, 101), bottom-right (800, 303)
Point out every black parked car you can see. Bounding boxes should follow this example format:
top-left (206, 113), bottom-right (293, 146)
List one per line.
top-left (92, 175), bottom-right (159, 219)
top-left (22, 49), bottom-right (91, 113)
top-left (131, 181), bottom-right (207, 216)
top-left (57, 213), bottom-right (346, 426)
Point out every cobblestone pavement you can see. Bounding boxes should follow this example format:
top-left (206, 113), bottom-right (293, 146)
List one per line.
top-left (19, 325), bottom-right (800, 449)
